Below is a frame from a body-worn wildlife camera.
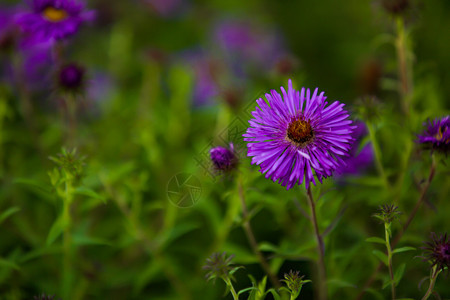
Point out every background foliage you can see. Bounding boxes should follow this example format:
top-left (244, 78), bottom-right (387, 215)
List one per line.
top-left (0, 0), bottom-right (449, 299)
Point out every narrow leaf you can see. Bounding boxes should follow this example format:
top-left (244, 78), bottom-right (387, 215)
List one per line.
top-left (46, 217), bottom-right (65, 246)
top-left (392, 246), bottom-right (416, 254)
top-left (365, 237), bottom-right (386, 245)
top-left (372, 250), bottom-right (388, 266)
top-left (0, 258), bottom-right (20, 271)
top-left (0, 207), bottom-right (20, 225)
top-left (394, 263), bottom-right (406, 285)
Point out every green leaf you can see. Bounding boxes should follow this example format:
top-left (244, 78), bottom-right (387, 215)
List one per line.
top-left (0, 207), bottom-right (20, 225)
top-left (394, 263), bottom-right (406, 285)
top-left (237, 287), bottom-right (256, 296)
top-left (382, 278), bottom-right (393, 290)
top-left (159, 222), bottom-right (199, 249)
top-left (392, 246), bottom-right (416, 254)
top-left (74, 187), bottom-right (107, 204)
top-left (0, 258), bottom-right (20, 271)
top-left (372, 250), bottom-right (388, 266)
top-left (265, 288), bottom-right (281, 300)
top-left (258, 242), bottom-right (278, 252)
top-left (14, 178), bottom-right (52, 192)
top-left (72, 235), bottom-right (112, 246)
top-left (365, 237), bottom-right (386, 245)
top-left (46, 217), bottom-right (65, 246)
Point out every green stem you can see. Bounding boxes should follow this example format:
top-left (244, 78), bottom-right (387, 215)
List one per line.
top-left (224, 276), bottom-right (239, 300)
top-left (238, 175), bottom-right (281, 289)
top-left (306, 188), bottom-right (327, 300)
top-left (367, 122), bottom-right (389, 190)
top-left (356, 158), bottom-right (436, 299)
top-left (62, 172), bottom-right (74, 299)
top-left (421, 265), bottom-right (439, 300)
top-left (384, 223), bottom-right (395, 300)
top-left (395, 17), bottom-right (412, 115)
top-left (64, 94), bottom-right (78, 148)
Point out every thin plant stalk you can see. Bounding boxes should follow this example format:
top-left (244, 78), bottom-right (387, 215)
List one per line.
top-left (367, 121), bottom-right (389, 190)
top-left (384, 222), bottom-right (396, 300)
top-left (62, 171), bottom-right (74, 299)
top-left (237, 175), bottom-right (281, 289)
top-left (395, 16), bottom-right (412, 115)
top-left (63, 94), bottom-right (78, 147)
top-left (306, 188), bottom-right (327, 300)
top-left (224, 276), bottom-right (239, 300)
top-left (421, 265), bottom-right (439, 300)
top-left (357, 157), bottom-right (436, 299)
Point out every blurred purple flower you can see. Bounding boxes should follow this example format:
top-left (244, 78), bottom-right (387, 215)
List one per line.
top-left (337, 121), bottom-right (374, 176)
top-left (214, 19), bottom-right (287, 72)
top-left (86, 71), bottom-right (114, 104)
top-left (417, 116), bottom-right (450, 154)
top-left (179, 50), bottom-right (220, 107)
top-left (15, 0), bottom-right (95, 45)
top-left (0, 6), bottom-right (19, 51)
top-left (244, 80), bottom-right (355, 190)
top-left (144, 0), bottom-right (185, 17)
top-left (22, 42), bottom-right (53, 90)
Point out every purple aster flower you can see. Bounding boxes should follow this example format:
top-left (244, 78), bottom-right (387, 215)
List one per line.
top-left (243, 80), bottom-right (355, 190)
top-left (337, 121), bottom-right (374, 176)
top-left (417, 116), bottom-right (450, 154)
top-left (423, 232), bottom-right (450, 274)
top-left (210, 144), bottom-right (238, 173)
top-left (57, 63), bottom-right (85, 92)
top-left (15, 0), bottom-right (95, 44)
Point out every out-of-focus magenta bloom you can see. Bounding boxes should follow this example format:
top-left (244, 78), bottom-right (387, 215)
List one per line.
top-left (15, 0), bottom-right (95, 45)
top-left (244, 80), bottom-right (355, 190)
top-left (179, 50), bottom-right (220, 107)
top-left (417, 116), bottom-right (450, 154)
top-left (22, 42), bottom-right (53, 90)
top-left (214, 19), bottom-right (287, 72)
top-left (0, 6), bottom-right (18, 50)
top-left (337, 121), bottom-right (374, 176)
top-left (144, 0), bottom-right (185, 17)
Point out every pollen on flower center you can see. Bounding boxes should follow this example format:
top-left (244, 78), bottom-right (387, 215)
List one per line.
top-left (42, 6), bottom-right (68, 22)
top-left (287, 118), bottom-right (314, 146)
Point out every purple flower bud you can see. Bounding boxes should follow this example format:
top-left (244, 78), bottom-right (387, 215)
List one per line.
top-left (58, 63), bottom-right (85, 92)
top-left (210, 144), bottom-right (238, 172)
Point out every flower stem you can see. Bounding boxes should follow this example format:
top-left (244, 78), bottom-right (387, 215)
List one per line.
top-left (62, 171), bottom-right (74, 299)
top-left (237, 176), bottom-right (281, 289)
top-left (384, 223), bottom-right (395, 300)
top-left (224, 276), bottom-right (239, 300)
top-left (421, 265), bottom-right (439, 300)
top-left (357, 157), bottom-right (436, 299)
top-left (367, 122), bottom-right (389, 190)
top-left (395, 16), bottom-right (412, 115)
top-left (392, 155), bottom-right (436, 246)
top-left (306, 188), bottom-right (327, 300)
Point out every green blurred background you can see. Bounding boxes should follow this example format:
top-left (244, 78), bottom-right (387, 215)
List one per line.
top-left (0, 0), bottom-right (449, 299)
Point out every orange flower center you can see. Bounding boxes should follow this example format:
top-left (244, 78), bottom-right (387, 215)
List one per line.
top-left (287, 118), bottom-right (314, 146)
top-left (42, 6), bottom-right (68, 22)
